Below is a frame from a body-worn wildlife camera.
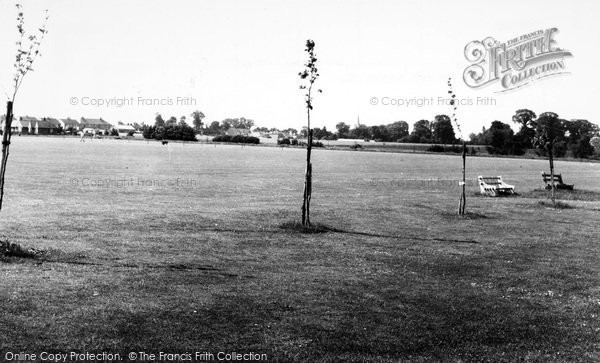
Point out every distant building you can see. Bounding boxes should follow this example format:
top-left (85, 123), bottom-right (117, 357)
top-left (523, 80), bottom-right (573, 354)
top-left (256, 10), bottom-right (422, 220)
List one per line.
top-left (0, 114), bottom-right (15, 134)
top-left (12, 116), bottom-right (39, 134)
top-left (116, 124), bottom-right (135, 135)
top-left (80, 117), bottom-right (112, 131)
top-left (59, 118), bottom-right (80, 130)
top-left (41, 118), bottom-right (62, 134)
top-left (7, 116), bottom-right (61, 135)
top-left (225, 128), bottom-right (251, 137)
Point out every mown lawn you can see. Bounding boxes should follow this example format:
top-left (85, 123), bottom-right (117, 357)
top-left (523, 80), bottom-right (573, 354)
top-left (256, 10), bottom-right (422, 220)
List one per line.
top-left (1, 137), bottom-right (599, 362)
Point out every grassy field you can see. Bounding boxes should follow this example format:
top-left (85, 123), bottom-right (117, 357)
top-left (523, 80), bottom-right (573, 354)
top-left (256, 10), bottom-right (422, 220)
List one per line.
top-left (1, 137), bottom-right (599, 362)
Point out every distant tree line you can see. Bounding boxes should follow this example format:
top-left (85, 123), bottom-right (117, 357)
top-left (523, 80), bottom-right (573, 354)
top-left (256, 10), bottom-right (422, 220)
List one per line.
top-left (142, 113), bottom-right (197, 141)
top-left (202, 117), bottom-right (255, 135)
top-left (137, 108), bottom-right (599, 158)
top-left (333, 116), bottom-right (456, 143)
top-left (469, 109), bottom-right (599, 158)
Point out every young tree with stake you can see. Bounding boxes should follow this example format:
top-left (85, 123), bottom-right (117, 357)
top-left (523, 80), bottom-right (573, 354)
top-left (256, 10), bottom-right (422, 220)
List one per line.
top-left (533, 112), bottom-right (564, 207)
top-left (299, 39), bottom-right (322, 227)
top-left (1, 4), bottom-right (49, 211)
top-left (447, 78), bottom-right (466, 215)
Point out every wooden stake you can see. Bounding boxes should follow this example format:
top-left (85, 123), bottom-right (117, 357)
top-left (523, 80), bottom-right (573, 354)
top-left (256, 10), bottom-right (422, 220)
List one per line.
top-left (0, 101), bottom-right (14, 211)
top-left (302, 129), bottom-right (313, 226)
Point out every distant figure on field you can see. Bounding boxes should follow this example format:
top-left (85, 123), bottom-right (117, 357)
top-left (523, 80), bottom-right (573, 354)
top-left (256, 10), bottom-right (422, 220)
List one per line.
top-left (80, 130), bottom-right (94, 142)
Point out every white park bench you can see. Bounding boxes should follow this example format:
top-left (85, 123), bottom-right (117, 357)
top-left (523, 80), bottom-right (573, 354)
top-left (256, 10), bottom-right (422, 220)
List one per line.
top-left (478, 176), bottom-right (515, 196)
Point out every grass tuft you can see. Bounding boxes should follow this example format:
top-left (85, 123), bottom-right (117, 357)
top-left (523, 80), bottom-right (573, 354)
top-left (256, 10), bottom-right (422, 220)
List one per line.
top-left (1, 239), bottom-right (45, 259)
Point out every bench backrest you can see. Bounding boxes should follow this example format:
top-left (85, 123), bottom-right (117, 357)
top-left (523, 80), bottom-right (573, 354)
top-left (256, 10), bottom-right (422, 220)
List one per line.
top-left (479, 176), bottom-right (502, 185)
top-left (542, 173), bottom-right (563, 183)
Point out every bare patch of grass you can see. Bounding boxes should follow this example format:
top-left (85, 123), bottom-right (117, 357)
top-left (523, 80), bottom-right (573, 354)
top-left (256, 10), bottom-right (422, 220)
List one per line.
top-left (278, 221), bottom-right (340, 234)
top-left (536, 200), bottom-right (575, 209)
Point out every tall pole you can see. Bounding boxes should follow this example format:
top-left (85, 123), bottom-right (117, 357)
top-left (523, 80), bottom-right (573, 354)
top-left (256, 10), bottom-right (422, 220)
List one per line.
top-left (549, 142), bottom-right (555, 207)
top-left (459, 141), bottom-right (466, 215)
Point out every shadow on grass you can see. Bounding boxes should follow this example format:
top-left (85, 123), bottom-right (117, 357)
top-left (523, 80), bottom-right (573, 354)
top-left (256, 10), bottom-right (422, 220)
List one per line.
top-left (278, 221), bottom-right (342, 234)
top-left (536, 200), bottom-right (575, 209)
top-left (521, 188), bottom-right (600, 201)
top-left (469, 191), bottom-right (521, 198)
top-left (278, 220), bottom-right (479, 244)
top-left (412, 203), bottom-right (489, 220)
top-left (91, 275), bottom-right (596, 361)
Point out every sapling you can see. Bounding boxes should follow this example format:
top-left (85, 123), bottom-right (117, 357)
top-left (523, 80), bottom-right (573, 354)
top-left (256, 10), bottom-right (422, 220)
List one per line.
top-left (447, 77), bottom-right (466, 215)
top-left (1, 4), bottom-right (49, 211)
top-left (298, 39), bottom-right (322, 226)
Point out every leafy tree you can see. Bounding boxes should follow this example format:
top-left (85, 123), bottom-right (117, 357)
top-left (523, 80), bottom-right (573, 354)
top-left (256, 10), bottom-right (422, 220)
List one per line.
top-left (409, 120), bottom-right (432, 143)
top-left (387, 121), bottom-right (409, 141)
top-left (336, 122), bottom-right (350, 138)
top-left (166, 116), bottom-right (177, 126)
top-left (283, 128), bottom-right (298, 137)
top-left (300, 126), bottom-right (308, 138)
top-left (220, 119), bottom-right (232, 130)
top-left (221, 117), bottom-right (254, 129)
top-left (563, 119), bottom-right (598, 158)
top-left (350, 124), bottom-right (371, 140)
top-left (512, 109), bottom-right (537, 149)
top-left (486, 121), bottom-right (515, 154)
top-left (206, 121), bottom-right (221, 135)
top-left (190, 110), bottom-right (205, 132)
top-left (314, 127), bottom-right (334, 140)
top-left (369, 125), bottom-right (389, 141)
top-left (590, 136), bottom-right (600, 155)
top-left (154, 113), bottom-right (165, 127)
top-left (141, 123), bottom-right (196, 142)
top-left (298, 39), bottom-right (322, 227)
top-left (469, 127), bottom-right (487, 145)
top-left (432, 114), bottom-right (456, 144)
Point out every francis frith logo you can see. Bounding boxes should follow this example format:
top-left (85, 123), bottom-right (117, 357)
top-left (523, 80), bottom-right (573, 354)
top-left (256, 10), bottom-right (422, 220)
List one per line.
top-left (463, 28), bottom-right (572, 92)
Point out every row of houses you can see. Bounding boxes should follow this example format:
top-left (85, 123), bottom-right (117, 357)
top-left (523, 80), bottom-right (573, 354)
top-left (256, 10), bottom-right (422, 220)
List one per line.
top-left (0, 116), bottom-right (135, 135)
top-left (226, 127), bottom-right (298, 139)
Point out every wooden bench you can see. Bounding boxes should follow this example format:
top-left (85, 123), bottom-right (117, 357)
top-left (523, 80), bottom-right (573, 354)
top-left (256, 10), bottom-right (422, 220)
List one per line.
top-left (541, 172), bottom-right (574, 190)
top-left (478, 176), bottom-right (515, 196)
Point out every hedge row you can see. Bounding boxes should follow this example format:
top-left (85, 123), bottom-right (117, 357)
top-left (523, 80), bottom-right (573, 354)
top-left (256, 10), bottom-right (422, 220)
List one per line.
top-left (212, 135), bottom-right (260, 144)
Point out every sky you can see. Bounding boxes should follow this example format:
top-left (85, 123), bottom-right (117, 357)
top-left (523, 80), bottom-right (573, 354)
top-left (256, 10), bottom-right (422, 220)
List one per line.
top-left (0, 0), bottom-right (599, 136)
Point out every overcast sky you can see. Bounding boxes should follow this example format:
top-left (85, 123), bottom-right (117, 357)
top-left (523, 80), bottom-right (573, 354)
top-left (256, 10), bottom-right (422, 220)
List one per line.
top-left (1, 0), bottom-right (598, 135)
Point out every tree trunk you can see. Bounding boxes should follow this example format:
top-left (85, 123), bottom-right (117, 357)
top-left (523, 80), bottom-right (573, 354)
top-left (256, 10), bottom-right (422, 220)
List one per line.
top-left (302, 129), bottom-right (313, 226)
top-left (458, 141), bottom-right (466, 215)
top-left (0, 101), bottom-right (14, 211)
top-left (549, 144), bottom-right (555, 207)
